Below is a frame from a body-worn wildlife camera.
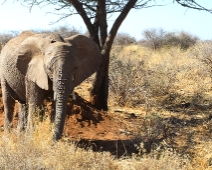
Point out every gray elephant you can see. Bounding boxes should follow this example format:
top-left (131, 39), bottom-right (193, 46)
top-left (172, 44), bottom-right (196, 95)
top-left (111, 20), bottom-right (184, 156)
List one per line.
top-left (0, 31), bottom-right (102, 141)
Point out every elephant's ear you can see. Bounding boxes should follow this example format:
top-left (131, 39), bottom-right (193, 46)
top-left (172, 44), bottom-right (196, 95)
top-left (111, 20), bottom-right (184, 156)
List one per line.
top-left (16, 39), bottom-right (49, 90)
top-left (65, 35), bottom-right (102, 87)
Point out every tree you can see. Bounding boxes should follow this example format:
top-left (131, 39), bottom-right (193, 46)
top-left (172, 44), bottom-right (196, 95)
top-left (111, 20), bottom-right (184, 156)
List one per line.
top-left (114, 33), bottom-right (136, 46)
top-left (142, 28), bottom-right (167, 50)
top-left (140, 28), bottom-right (199, 50)
top-left (7, 0), bottom-right (212, 110)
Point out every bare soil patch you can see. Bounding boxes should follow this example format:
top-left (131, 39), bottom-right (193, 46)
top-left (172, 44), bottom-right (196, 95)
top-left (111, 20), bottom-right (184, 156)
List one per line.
top-left (0, 87), bottom-right (141, 157)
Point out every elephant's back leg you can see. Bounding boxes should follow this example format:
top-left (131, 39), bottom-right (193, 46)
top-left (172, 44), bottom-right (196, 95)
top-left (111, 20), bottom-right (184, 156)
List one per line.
top-left (1, 51), bottom-right (26, 102)
top-left (1, 78), bottom-right (16, 130)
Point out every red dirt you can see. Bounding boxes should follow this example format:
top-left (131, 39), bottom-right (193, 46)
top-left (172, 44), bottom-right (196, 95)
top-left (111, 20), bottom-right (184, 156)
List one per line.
top-left (0, 87), bottom-right (140, 156)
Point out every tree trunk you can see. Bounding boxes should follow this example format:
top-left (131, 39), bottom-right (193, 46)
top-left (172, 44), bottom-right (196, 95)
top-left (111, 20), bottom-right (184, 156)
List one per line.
top-left (90, 49), bottom-right (109, 110)
top-left (90, 0), bottom-right (138, 110)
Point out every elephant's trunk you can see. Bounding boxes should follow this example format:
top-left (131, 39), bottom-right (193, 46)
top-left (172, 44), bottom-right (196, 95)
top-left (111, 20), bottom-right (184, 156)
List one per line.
top-left (52, 59), bottom-right (73, 141)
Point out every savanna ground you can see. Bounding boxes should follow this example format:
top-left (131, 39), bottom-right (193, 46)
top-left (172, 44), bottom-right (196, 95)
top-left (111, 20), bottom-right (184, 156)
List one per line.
top-left (1, 39), bottom-right (212, 169)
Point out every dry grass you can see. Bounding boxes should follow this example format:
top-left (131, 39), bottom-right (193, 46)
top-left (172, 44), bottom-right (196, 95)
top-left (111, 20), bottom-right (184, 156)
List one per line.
top-left (0, 120), bottom-right (116, 170)
top-left (108, 43), bottom-right (212, 169)
top-left (1, 42), bottom-right (212, 169)
top-left (0, 119), bottom-right (190, 170)
top-left (109, 43), bottom-right (212, 108)
top-left (116, 151), bottom-right (189, 170)
top-left (190, 140), bottom-right (212, 170)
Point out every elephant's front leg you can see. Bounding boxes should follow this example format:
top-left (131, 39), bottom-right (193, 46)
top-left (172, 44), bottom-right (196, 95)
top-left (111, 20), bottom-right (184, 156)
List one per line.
top-left (17, 103), bottom-right (28, 131)
top-left (26, 81), bottom-right (46, 132)
top-left (1, 79), bottom-right (15, 131)
top-left (27, 101), bottom-right (44, 132)
top-left (26, 104), bottom-right (44, 134)
top-left (26, 81), bottom-right (49, 130)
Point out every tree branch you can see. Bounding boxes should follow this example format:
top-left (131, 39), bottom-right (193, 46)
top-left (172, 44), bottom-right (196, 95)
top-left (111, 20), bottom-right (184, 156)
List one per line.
top-left (103, 0), bottom-right (138, 54)
top-left (66, 0), bottom-right (96, 38)
top-left (175, 0), bottom-right (212, 13)
top-left (98, 0), bottom-right (108, 46)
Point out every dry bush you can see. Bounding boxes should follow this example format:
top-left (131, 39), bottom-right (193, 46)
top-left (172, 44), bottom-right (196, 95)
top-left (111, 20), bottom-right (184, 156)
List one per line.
top-left (140, 28), bottom-right (167, 50)
top-left (0, 31), bottom-right (19, 46)
top-left (114, 33), bottom-right (137, 46)
top-left (115, 148), bottom-right (190, 170)
top-left (181, 41), bottom-right (212, 109)
top-left (108, 43), bottom-right (212, 169)
top-left (33, 26), bottom-right (81, 38)
top-left (109, 45), bottom-right (153, 107)
top-left (0, 26), bottom-right (81, 53)
top-left (52, 26), bottom-right (81, 38)
top-left (116, 157), bottom-right (189, 170)
top-left (109, 45), bottom-right (180, 107)
top-left (167, 31), bottom-right (198, 50)
top-left (115, 110), bottom-right (190, 170)
top-left (190, 141), bottom-right (212, 170)
top-left (191, 41), bottom-right (212, 76)
top-left (109, 44), bottom-right (212, 109)
top-left (0, 26), bottom-right (81, 50)
top-left (140, 28), bottom-right (198, 50)
top-left (109, 57), bottom-right (146, 107)
top-left (136, 112), bottom-right (170, 153)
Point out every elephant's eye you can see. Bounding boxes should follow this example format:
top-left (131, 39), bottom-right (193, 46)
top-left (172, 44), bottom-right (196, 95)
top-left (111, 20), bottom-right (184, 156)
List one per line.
top-left (51, 39), bottom-right (56, 43)
top-left (47, 66), bottom-right (52, 72)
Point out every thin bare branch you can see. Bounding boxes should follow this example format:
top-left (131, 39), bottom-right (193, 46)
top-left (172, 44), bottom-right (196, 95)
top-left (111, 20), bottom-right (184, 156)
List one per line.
top-left (175, 0), bottom-right (212, 13)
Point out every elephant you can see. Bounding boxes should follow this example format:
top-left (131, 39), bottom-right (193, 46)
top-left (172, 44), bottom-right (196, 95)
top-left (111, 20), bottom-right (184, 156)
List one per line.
top-left (0, 31), bottom-right (102, 141)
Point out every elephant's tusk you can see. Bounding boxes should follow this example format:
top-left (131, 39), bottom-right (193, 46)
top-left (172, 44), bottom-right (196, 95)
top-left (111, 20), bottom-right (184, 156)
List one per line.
top-left (54, 91), bottom-right (57, 101)
top-left (72, 91), bottom-right (76, 100)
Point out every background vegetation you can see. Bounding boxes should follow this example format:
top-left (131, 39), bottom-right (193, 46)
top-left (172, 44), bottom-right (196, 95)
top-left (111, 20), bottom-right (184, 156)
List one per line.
top-left (1, 27), bottom-right (212, 169)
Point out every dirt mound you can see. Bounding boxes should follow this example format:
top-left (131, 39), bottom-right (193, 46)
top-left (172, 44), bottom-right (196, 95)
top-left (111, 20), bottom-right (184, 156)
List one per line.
top-left (58, 93), bottom-right (135, 141)
top-left (0, 89), bottom-right (136, 140)
top-left (0, 88), bottom-right (140, 156)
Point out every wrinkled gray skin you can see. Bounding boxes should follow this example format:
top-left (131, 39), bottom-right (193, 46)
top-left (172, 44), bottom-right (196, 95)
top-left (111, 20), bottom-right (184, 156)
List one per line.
top-left (0, 31), bottom-right (102, 141)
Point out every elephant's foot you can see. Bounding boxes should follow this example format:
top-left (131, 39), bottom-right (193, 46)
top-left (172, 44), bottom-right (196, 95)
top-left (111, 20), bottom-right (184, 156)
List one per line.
top-left (4, 122), bottom-right (13, 133)
top-left (17, 122), bottom-right (26, 132)
top-left (52, 132), bottom-right (62, 142)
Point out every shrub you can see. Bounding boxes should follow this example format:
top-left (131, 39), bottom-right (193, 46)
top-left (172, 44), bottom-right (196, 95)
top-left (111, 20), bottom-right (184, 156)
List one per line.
top-left (114, 33), bottom-right (136, 46)
top-left (140, 28), bottom-right (167, 50)
top-left (164, 31), bottom-right (199, 50)
top-left (33, 26), bottom-right (81, 38)
top-left (109, 48), bottom-right (180, 107)
top-left (52, 26), bottom-right (81, 38)
top-left (0, 26), bottom-right (81, 49)
top-left (109, 57), bottom-right (147, 107)
top-left (110, 43), bottom-right (212, 109)
top-left (140, 28), bottom-right (198, 50)
top-left (192, 41), bottom-right (212, 76)
top-left (0, 31), bottom-right (18, 45)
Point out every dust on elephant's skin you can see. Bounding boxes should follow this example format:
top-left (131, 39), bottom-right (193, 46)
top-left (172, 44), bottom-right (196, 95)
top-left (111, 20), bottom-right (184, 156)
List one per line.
top-left (0, 31), bottom-right (102, 141)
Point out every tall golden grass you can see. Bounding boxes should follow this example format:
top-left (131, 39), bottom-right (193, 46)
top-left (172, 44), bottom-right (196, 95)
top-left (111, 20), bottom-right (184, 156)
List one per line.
top-left (0, 119), bottom-right (190, 169)
top-left (109, 43), bottom-right (212, 108)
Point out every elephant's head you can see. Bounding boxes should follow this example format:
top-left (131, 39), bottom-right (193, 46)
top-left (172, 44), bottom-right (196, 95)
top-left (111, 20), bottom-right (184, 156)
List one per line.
top-left (15, 32), bottom-right (102, 140)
